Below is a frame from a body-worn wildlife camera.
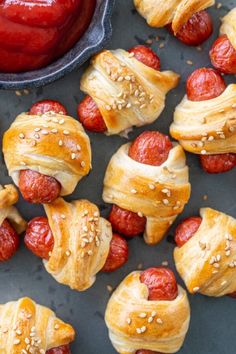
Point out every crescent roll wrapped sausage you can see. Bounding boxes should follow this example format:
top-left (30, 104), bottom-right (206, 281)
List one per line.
top-left (103, 142), bottom-right (191, 245)
top-left (174, 208), bottom-right (236, 297)
top-left (3, 111), bottom-right (91, 198)
top-left (0, 184), bottom-right (26, 235)
top-left (43, 198), bottom-right (112, 291)
top-left (0, 297), bottom-right (75, 353)
top-left (170, 84), bottom-right (236, 155)
top-left (105, 271), bottom-right (190, 354)
top-left (80, 49), bottom-right (179, 135)
top-left (134, 0), bottom-right (214, 32)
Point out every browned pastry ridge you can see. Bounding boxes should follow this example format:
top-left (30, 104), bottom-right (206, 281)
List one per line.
top-left (0, 297), bottom-right (75, 353)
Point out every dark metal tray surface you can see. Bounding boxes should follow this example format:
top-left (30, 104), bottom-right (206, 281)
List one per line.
top-left (0, 1), bottom-right (235, 353)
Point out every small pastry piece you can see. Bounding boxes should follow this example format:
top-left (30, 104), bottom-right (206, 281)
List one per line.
top-left (103, 131), bottom-right (191, 245)
top-left (0, 184), bottom-right (26, 261)
top-left (0, 297), bottom-right (75, 353)
top-left (24, 198), bottom-right (128, 291)
top-left (134, 0), bottom-right (214, 45)
top-left (210, 7), bottom-right (236, 74)
top-left (170, 68), bottom-right (236, 173)
top-left (105, 268), bottom-right (190, 353)
top-left (79, 47), bottom-right (179, 135)
top-left (174, 208), bottom-right (236, 297)
top-left (3, 100), bottom-right (92, 204)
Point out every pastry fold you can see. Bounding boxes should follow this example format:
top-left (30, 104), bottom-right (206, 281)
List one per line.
top-left (134, 0), bottom-right (214, 33)
top-left (0, 184), bottom-right (26, 234)
top-left (170, 84), bottom-right (236, 154)
top-left (105, 271), bottom-right (190, 354)
top-left (220, 7), bottom-right (236, 51)
top-left (0, 297), bottom-right (75, 353)
top-left (44, 198), bottom-right (112, 291)
top-left (174, 208), bottom-right (236, 297)
top-left (3, 112), bottom-right (92, 196)
top-left (80, 49), bottom-right (179, 135)
top-left (103, 143), bottom-right (191, 245)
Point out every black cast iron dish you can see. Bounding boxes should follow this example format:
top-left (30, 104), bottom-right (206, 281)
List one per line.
top-left (0, 1), bottom-right (235, 353)
top-left (0, 0), bottom-right (115, 90)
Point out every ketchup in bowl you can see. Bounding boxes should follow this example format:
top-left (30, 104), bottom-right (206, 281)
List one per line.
top-left (0, 0), bottom-right (96, 73)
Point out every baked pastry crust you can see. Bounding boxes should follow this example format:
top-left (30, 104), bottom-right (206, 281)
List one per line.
top-left (3, 111), bottom-right (92, 196)
top-left (0, 184), bottom-right (26, 234)
top-left (44, 198), bottom-right (112, 291)
top-left (170, 84), bottom-right (236, 154)
top-left (134, 0), bottom-right (215, 33)
top-left (174, 208), bottom-right (236, 297)
top-left (0, 297), bottom-right (75, 353)
top-left (103, 143), bottom-right (191, 245)
top-left (80, 49), bottom-right (179, 135)
top-left (220, 7), bottom-right (236, 50)
top-left (105, 271), bottom-right (190, 354)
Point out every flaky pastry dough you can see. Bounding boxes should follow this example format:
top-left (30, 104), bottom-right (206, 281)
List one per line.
top-left (220, 7), bottom-right (236, 51)
top-left (0, 184), bottom-right (26, 234)
top-left (0, 297), bottom-right (75, 353)
top-left (43, 198), bottom-right (112, 291)
top-left (170, 84), bottom-right (236, 154)
top-left (3, 111), bottom-right (92, 196)
top-left (103, 143), bottom-right (191, 245)
top-left (105, 271), bottom-right (190, 354)
top-left (80, 49), bottom-right (179, 135)
top-left (174, 208), bottom-right (236, 297)
top-left (134, 0), bottom-right (215, 33)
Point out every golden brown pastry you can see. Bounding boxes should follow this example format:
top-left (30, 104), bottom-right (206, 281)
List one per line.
top-left (80, 49), bottom-right (179, 135)
top-left (174, 207), bottom-right (236, 297)
top-left (103, 142), bottom-right (191, 245)
top-left (105, 271), bottom-right (190, 354)
top-left (170, 84), bottom-right (236, 155)
top-left (3, 111), bottom-right (91, 197)
top-left (220, 7), bottom-right (236, 50)
top-left (0, 184), bottom-right (26, 235)
top-left (134, 0), bottom-right (214, 33)
top-left (43, 198), bottom-right (112, 291)
top-left (0, 297), bottom-right (75, 353)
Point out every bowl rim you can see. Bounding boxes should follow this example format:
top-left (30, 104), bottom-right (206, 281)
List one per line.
top-left (0, 0), bottom-right (115, 90)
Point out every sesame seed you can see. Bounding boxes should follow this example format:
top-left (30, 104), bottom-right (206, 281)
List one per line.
top-left (71, 153), bottom-right (76, 160)
top-left (131, 188), bottom-right (137, 194)
top-left (128, 52), bottom-right (135, 58)
top-left (58, 140), bottom-right (63, 146)
top-left (107, 285), bottom-right (113, 292)
top-left (20, 161), bottom-right (26, 166)
top-left (156, 318), bottom-right (163, 324)
top-left (193, 287), bottom-right (200, 292)
top-left (77, 144), bottom-right (81, 151)
top-left (63, 130), bottom-right (69, 135)
top-left (81, 161), bottom-right (86, 168)
top-left (54, 324), bottom-right (60, 330)
top-left (34, 128), bottom-right (41, 132)
top-left (51, 129), bottom-right (58, 134)
top-left (61, 214), bottom-right (66, 219)
top-left (186, 60), bottom-right (193, 65)
top-left (148, 316), bottom-right (154, 323)
top-left (162, 199), bottom-right (169, 205)
top-left (34, 133), bottom-right (40, 139)
top-left (13, 339), bottom-right (21, 345)
top-left (139, 313), bottom-right (147, 318)
top-left (105, 105), bottom-right (111, 111)
top-left (201, 150), bottom-right (207, 155)
top-left (59, 119), bottom-right (65, 125)
top-left (136, 328), bottom-right (142, 334)
top-left (141, 326), bottom-right (146, 333)
top-left (137, 212), bottom-right (143, 218)
top-left (151, 311), bottom-right (157, 317)
top-left (16, 329), bottom-right (22, 335)
top-left (126, 318), bottom-right (132, 325)
top-left (65, 250), bottom-right (71, 256)
top-left (148, 183), bottom-right (155, 190)
top-left (19, 133), bottom-right (25, 139)
top-left (162, 261), bottom-right (169, 266)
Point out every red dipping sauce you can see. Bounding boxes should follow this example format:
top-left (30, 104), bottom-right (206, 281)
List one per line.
top-left (0, 0), bottom-right (96, 73)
